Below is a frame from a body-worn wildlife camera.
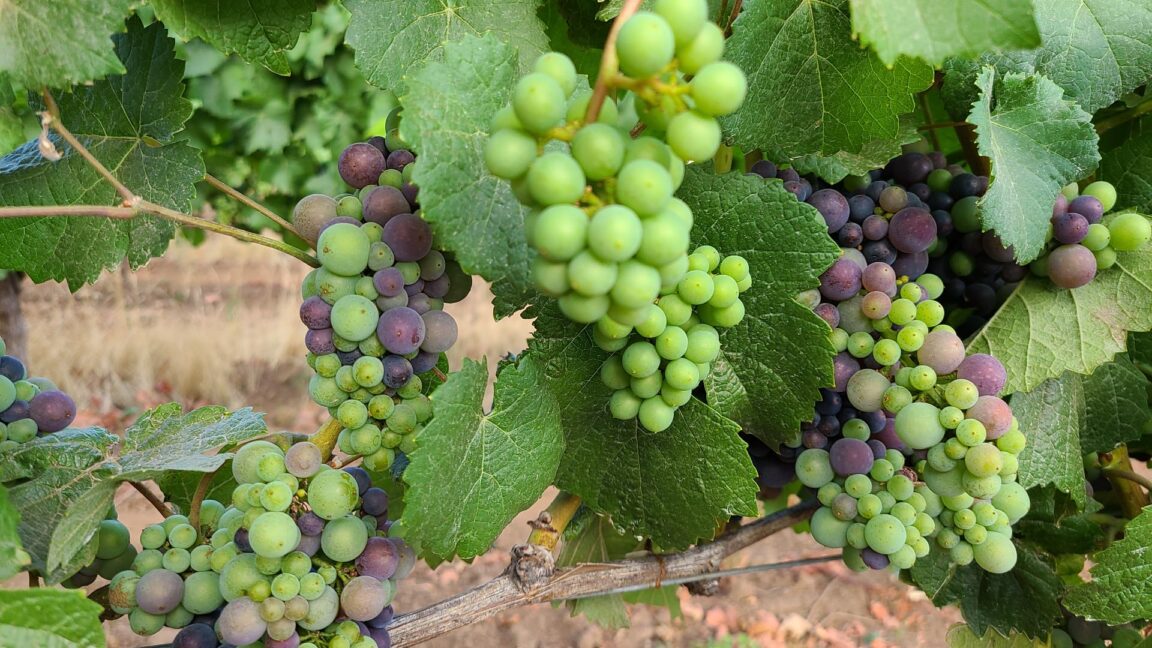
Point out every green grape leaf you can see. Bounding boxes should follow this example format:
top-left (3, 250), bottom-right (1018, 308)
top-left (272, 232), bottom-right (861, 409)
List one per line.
top-left (0, 589), bottom-right (106, 648)
top-left (848, 0), bottom-right (1040, 67)
top-left (967, 68), bottom-right (1101, 263)
top-left (400, 33), bottom-right (535, 317)
top-left (680, 166), bottom-right (840, 448)
top-left (399, 356), bottom-right (563, 563)
top-left (1065, 506), bottom-right (1152, 623)
top-left (118, 404), bottom-right (267, 479)
top-left (1010, 373), bottom-right (1089, 510)
top-left (149, 0), bottom-right (315, 75)
top-left (46, 481), bottom-right (118, 574)
top-left (788, 122), bottom-right (921, 183)
top-left (555, 509), bottom-right (641, 628)
top-left (908, 543), bottom-right (1063, 638)
top-left (725, 0), bottom-right (933, 167)
top-left (344, 0), bottom-right (549, 94)
top-left (0, 0), bottom-right (133, 89)
top-left (540, 0), bottom-right (606, 78)
top-left (0, 485), bottom-right (31, 579)
top-left (0, 17), bottom-right (204, 290)
top-left (1080, 355), bottom-right (1151, 454)
top-left (946, 624), bottom-right (1049, 648)
top-left (154, 468), bottom-right (238, 517)
top-left (1015, 486), bottom-right (1103, 555)
top-left (967, 248), bottom-right (1152, 393)
top-left (1100, 126), bottom-right (1152, 214)
top-left (526, 303), bottom-right (759, 551)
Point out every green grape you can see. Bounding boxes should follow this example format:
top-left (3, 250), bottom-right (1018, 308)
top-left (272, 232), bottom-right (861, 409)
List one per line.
top-left (140, 524), bottom-right (167, 550)
top-left (183, 571), bottom-right (224, 615)
top-left (637, 212), bottom-right (691, 266)
top-left (571, 123), bottom-right (626, 181)
top-left (667, 110), bottom-right (721, 162)
top-left (810, 507), bottom-right (851, 548)
top-left (1082, 222), bottom-right (1111, 251)
top-left (908, 365), bottom-right (937, 391)
top-left (708, 274), bottom-right (740, 309)
top-left (654, 0), bottom-right (707, 45)
top-left (611, 261), bottom-right (662, 309)
top-left (659, 294), bottom-right (693, 326)
top-left (162, 548), bottom-right (191, 572)
top-left (306, 469), bottom-right (360, 520)
top-left (249, 512), bottom-right (300, 559)
top-left (353, 356), bottom-right (384, 388)
top-left (616, 160), bottom-right (673, 216)
top-left (889, 544), bottom-right (917, 570)
top-left (881, 384), bottom-right (912, 414)
top-left (677, 270), bottom-right (715, 306)
top-left (166, 522), bottom-right (197, 550)
top-left (888, 299), bottom-right (916, 325)
top-left (337, 399), bottom-right (369, 430)
top-left (1082, 180), bottom-right (1117, 211)
top-left (943, 437), bottom-right (967, 460)
top-left (664, 357), bottom-right (701, 390)
top-left (607, 302), bottom-right (650, 327)
top-left (829, 328), bottom-right (850, 352)
top-left (916, 273), bottom-right (944, 299)
top-left (896, 326), bottom-right (924, 352)
top-left (684, 324), bottom-right (720, 363)
top-left (864, 514), bottom-right (907, 555)
top-left (321, 515), bottom-right (369, 562)
top-left (943, 379), bottom-right (979, 409)
top-left (232, 441), bottom-right (284, 485)
top-left (367, 242), bottom-right (395, 272)
top-left (963, 471), bottom-right (1002, 499)
top-left (817, 483), bottom-right (842, 506)
top-left (992, 481), bottom-right (1030, 523)
top-left (597, 316), bottom-right (634, 342)
top-left (532, 257), bottom-right (569, 296)
top-left (938, 405), bottom-right (965, 429)
top-left (623, 341), bottom-right (661, 377)
top-left (873, 339), bottom-right (902, 366)
top-left (534, 52), bottom-right (577, 96)
top-left (527, 152), bottom-right (586, 205)
top-left (609, 389), bottom-right (643, 419)
top-left (857, 493), bottom-right (882, 519)
top-left (566, 92), bottom-right (620, 125)
top-left (634, 304), bottom-right (667, 338)
top-left (841, 418), bottom-right (870, 440)
top-left (1095, 246), bottom-right (1118, 270)
top-left (535, 205), bottom-right (589, 261)
top-left (964, 443), bottom-right (1003, 478)
top-left (795, 449), bottom-right (834, 488)
top-left (1108, 212), bottom-right (1151, 251)
top-left (512, 73), bottom-right (567, 134)
top-left (601, 356), bottom-right (631, 390)
top-left (639, 397), bottom-right (676, 431)
top-left (317, 224), bottom-right (371, 276)
top-left (923, 464), bottom-right (966, 498)
top-left (870, 458), bottom-right (895, 482)
top-left (915, 300), bottom-right (944, 326)
top-left (656, 325), bottom-right (689, 359)
top-left (887, 474), bottom-right (914, 501)
top-left (314, 354), bottom-right (341, 379)
top-left (658, 256), bottom-right (691, 294)
top-left (677, 22), bottom-right (724, 74)
top-left (593, 327), bottom-right (629, 352)
top-left (616, 12), bottom-right (675, 78)
top-left (699, 299), bottom-right (744, 328)
top-left (568, 251), bottom-right (617, 296)
top-left (368, 394), bottom-right (395, 420)
top-left (719, 255), bottom-right (749, 282)
top-left (955, 419), bottom-right (987, 446)
top-left (842, 473), bottom-right (870, 498)
top-left (689, 62), bottom-right (747, 116)
top-left (846, 369), bottom-right (889, 412)
top-left (632, 373), bottom-right (662, 400)
top-left (973, 531), bottom-right (1016, 573)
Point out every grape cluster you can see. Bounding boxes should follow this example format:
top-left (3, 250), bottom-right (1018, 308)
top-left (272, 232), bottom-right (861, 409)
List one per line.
top-left (1050, 607), bottom-right (1145, 648)
top-left (114, 439), bottom-right (412, 648)
top-left (0, 334), bottom-right (78, 449)
top-left (61, 512), bottom-right (136, 589)
top-left (295, 139), bottom-right (473, 472)
top-left (598, 245), bottom-right (750, 431)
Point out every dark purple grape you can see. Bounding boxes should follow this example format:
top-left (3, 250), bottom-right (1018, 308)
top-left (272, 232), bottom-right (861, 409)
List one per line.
top-left (136, 568), bottom-right (184, 614)
top-left (424, 275), bottom-right (450, 299)
top-left (297, 512), bottom-right (325, 536)
top-left (778, 168), bottom-right (800, 183)
top-left (1001, 263), bottom-right (1027, 282)
top-left (873, 416), bottom-right (904, 450)
top-left (374, 268), bottom-right (406, 297)
top-left (928, 152), bottom-right (947, 169)
top-left (382, 214), bottom-right (433, 262)
top-left (861, 548), bottom-right (890, 570)
top-left (356, 537), bottom-right (399, 579)
top-left (300, 296), bottom-right (333, 330)
top-left (296, 534), bottom-right (321, 557)
top-left (234, 529), bottom-right (252, 552)
top-left (404, 280), bottom-right (425, 296)
top-left (818, 257), bottom-right (862, 301)
top-left (960, 232), bottom-right (984, 256)
top-left (407, 293), bottom-right (434, 314)
top-left (377, 307), bottom-right (426, 354)
top-left (891, 251), bottom-right (928, 279)
top-left (363, 187), bottom-right (411, 226)
top-left (749, 160), bottom-right (777, 178)
top-left (367, 605), bottom-right (395, 629)
top-left (1048, 244), bottom-right (1097, 289)
top-left (340, 143), bottom-right (388, 189)
top-left (862, 240), bottom-right (897, 265)
top-left (420, 311), bottom-right (458, 353)
top-left (815, 389), bottom-right (842, 416)
top-left (926, 192), bottom-right (953, 211)
top-left (847, 195), bottom-right (874, 223)
top-left (0, 356), bottom-right (25, 381)
top-left (411, 350), bottom-right (440, 374)
top-left (400, 183), bottom-right (420, 207)
top-left (867, 439), bottom-right (886, 459)
top-left (957, 353), bottom-right (1007, 396)
top-left (370, 627), bottom-right (392, 648)
top-left (829, 438), bottom-right (874, 476)
top-left (1052, 212), bottom-right (1089, 244)
top-left (755, 454), bottom-right (796, 489)
top-left (816, 415), bottom-right (840, 437)
top-left (782, 180), bottom-right (805, 200)
top-left (888, 207), bottom-right (937, 253)
top-left (387, 150), bottom-right (415, 170)
top-left (908, 182), bottom-right (932, 202)
top-left (802, 429), bottom-right (828, 449)
top-left (29, 390), bottom-right (76, 433)
top-left (0, 400), bottom-right (30, 424)
top-left (362, 488), bottom-right (389, 517)
top-left (807, 189), bottom-right (850, 233)
top-left (337, 349), bottom-right (364, 366)
top-left (344, 466), bottom-right (372, 495)
top-left (861, 215), bottom-right (888, 241)
top-left (981, 232), bottom-right (1016, 262)
top-left (885, 153), bottom-right (932, 185)
top-left (813, 303), bottom-right (840, 328)
top-left (864, 181), bottom-right (886, 202)
top-left (367, 135), bottom-right (388, 155)
top-left (173, 622), bottom-right (218, 648)
top-left (305, 328), bottom-right (336, 355)
top-left (837, 222), bottom-right (864, 247)
top-left (1069, 195), bottom-right (1104, 224)
top-left (965, 283), bottom-right (998, 315)
top-left (833, 353), bottom-right (860, 392)
top-left (949, 173), bottom-right (981, 199)
top-left (1052, 193), bottom-right (1068, 218)
top-left (932, 209), bottom-right (954, 237)
top-left (383, 355), bottom-right (414, 389)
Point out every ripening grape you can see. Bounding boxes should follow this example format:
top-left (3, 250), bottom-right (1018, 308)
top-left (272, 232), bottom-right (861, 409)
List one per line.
top-left (317, 223), bottom-right (371, 276)
top-left (293, 194), bottom-right (339, 245)
top-left (1047, 244), bottom-right (1097, 289)
top-left (135, 568), bottom-right (184, 615)
top-left (616, 12), bottom-right (675, 78)
top-left (689, 62), bottom-right (747, 117)
top-left (667, 110), bottom-right (720, 162)
top-left (512, 73), bottom-right (567, 134)
top-left (810, 507), bottom-right (851, 548)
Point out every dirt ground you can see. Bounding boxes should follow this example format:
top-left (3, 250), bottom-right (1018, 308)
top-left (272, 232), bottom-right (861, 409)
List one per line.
top-left (13, 237), bottom-right (961, 647)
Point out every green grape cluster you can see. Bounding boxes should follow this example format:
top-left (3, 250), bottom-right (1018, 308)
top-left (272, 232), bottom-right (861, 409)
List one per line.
top-left (598, 245), bottom-right (750, 431)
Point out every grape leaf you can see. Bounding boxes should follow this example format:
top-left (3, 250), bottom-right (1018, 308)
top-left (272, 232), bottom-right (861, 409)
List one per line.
top-left (724, 0), bottom-right (933, 168)
top-left (154, 468), bottom-right (238, 517)
top-left (1065, 506), bottom-right (1152, 623)
top-left (0, 589), bottom-right (106, 648)
top-left (399, 33), bottom-right (535, 317)
top-left (1010, 374), bottom-right (1089, 510)
top-left (46, 480), bottom-right (118, 574)
top-left (399, 356), bottom-right (563, 563)
top-left (1100, 126), bottom-right (1152, 214)
top-left (0, 17), bottom-right (204, 290)
top-left (540, 0), bottom-right (605, 78)
top-left (967, 248), bottom-right (1152, 393)
top-left (788, 123), bottom-right (921, 183)
top-left (946, 624), bottom-right (1049, 648)
top-left (344, 0), bottom-right (549, 94)
top-left (1015, 486), bottom-right (1103, 555)
top-left (908, 543), bottom-right (1063, 638)
top-left (526, 303), bottom-right (759, 551)
top-left (555, 509), bottom-right (640, 628)
top-left (968, 68), bottom-right (1101, 263)
top-left (0, 0), bottom-right (133, 89)
top-left (150, 0), bottom-right (315, 75)
top-left (0, 485), bottom-right (31, 579)
top-left (848, 0), bottom-right (1040, 67)
top-left (680, 166), bottom-right (840, 448)
top-left (1080, 355), bottom-right (1151, 454)
top-left (118, 404), bottom-right (267, 478)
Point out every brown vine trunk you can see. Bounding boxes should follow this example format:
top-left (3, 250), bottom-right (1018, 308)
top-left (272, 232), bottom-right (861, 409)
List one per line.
top-left (0, 273), bottom-right (27, 358)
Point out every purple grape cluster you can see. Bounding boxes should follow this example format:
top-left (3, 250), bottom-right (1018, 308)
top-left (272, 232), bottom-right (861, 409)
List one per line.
top-left (0, 334), bottom-right (78, 449)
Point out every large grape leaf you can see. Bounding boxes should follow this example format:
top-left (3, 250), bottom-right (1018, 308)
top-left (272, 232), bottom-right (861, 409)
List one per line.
top-left (0, 17), bottom-right (204, 290)
top-left (967, 249), bottom-right (1152, 393)
top-left (525, 304), bottom-right (759, 551)
top-left (344, 0), bottom-right (548, 94)
top-left (848, 0), bottom-right (1039, 68)
top-left (725, 0), bottom-right (933, 168)
top-left (400, 33), bottom-right (535, 317)
top-left (968, 68), bottom-right (1100, 263)
top-left (1080, 356), bottom-right (1151, 454)
top-left (946, 625), bottom-right (1049, 648)
top-left (0, 0), bottom-right (133, 89)
top-left (1065, 506), bottom-right (1152, 623)
top-left (908, 543), bottom-right (1064, 638)
top-left (117, 404), bottom-right (266, 478)
top-left (0, 485), bottom-right (31, 579)
top-left (398, 356), bottom-right (563, 563)
top-left (150, 0), bottom-right (315, 75)
top-left (0, 589), bottom-right (106, 648)
top-left (1100, 125), bottom-right (1152, 214)
top-left (680, 166), bottom-right (840, 448)
top-left (1015, 486), bottom-right (1103, 556)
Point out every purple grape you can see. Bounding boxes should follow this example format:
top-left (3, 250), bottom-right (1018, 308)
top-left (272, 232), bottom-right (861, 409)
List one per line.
top-left (755, 454), bottom-right (796, 489)
top-left (1069, 195), bottom-right (1104, 224)
top-left (400, 183), bottom-right (420, 207)
top-left (387, 150), bottom-right (415, 170)
top-left (296, 534), bottom-right (321, 557)
top-left (362, 488), bottom-right (389, 517)
top-left (861, 216), bottom-right (888, 242)
top-left (928, 152), bottom-right (948, 168)
top-left (860, 291), bottom-right (891, 319)
top-left (862, 262), bottom-right (897, 296)
top-left (891, 251), bottom-right (928, 279)
top-left (411, 350), bottom-right (440, 374)
top-left (300, 296), bottom-right (332, 330)
top-left (305, 328), bottom-right (336, 355)
top-left (266, 634), bottom-right (302, 648)
top-left (833, 353), bottom-right (860, 392)
top-left (981, 232), bottom-right (1016, 263)
top-left (829, 438), bottom-right (874, 476)
top-left (356, 537), bottom-right (400, 579)
top-left (965, 283), bottom-right (998, 315)
top-left (864, 181), bottom-right (887, 202)
top-left (420, 311), bottom-right (458, 353)
top-left (373, 268), bottom-right (406, 297)
top-left (873, 416), bottom-right (904, 451)
top-left (932, 209), bottom-right (954, 237)
top-left (0, 400), bottom-right (29, 424)
top-left (867, 439), bottom-right (886, 459)
top-left (1048, 244), bottom-right (1097, 289)
top-left (1001, 262), bottom-right (1027, 282)
top-left (908, 182), bottom-right (932, 201)
top-left (218, 597), bottom-right (267, 646)
top-left (861, 548), bottom-right (890, 570)
top-left (918, 331), bottom-right (966, 374)
top-left (382, 214), bottom-right (433, 262)
top-left (837, 222), bottom-right (863, 247)
top-left (339, 143), bottom-right (387, 189)
top-left (297, 512), bottom-right (325, 536)
top-left (749, 160), bottom-right (777, 178)
top-left (885, 153), bottom-right (932, 185)
top-left (847, 195), bottom-right (875, 223)
top-left (949, 173), bottom-right (982, 199)
top-left (968, 395), bottom-right (1013, 439)
top-left (173, 623), bottom-right (217, 648)
top-left (862, 240), bottom-right (897, 265)
top-left (888, 207), bottom-right (937, 253)
top-left (1052, 212), bottom-right (1089, 244)
top-left (337, 349), bottom-right (364, 366)
top-left (818, 257), bottom-right (862, 301)
top-left (367, 605), bottom-right (395, 629)
top-left (424, 275), bottom-right (450, 299)
top-left (807, 189), bottom-right (851, 233)
top-left (815, 389), bottom-right (842, 416)
top-left (407, 293), bottom-right (435, 314)
top-left (344, 466), bottom-right (372, 495)
top-left (926, 192), bottom-right (953, 211)
top-left (817, 415), bottom-right (841, 437)
top-left (802, 429), bottom-right (828, 449)
top-left (29, 390), bottom-right (76, 433)
top-left (367, 135), bottom-right (388, 155)
top-left (383, 355), bottom-right (414, 389)
top-left (136, 568), bottom-right (184, 614)
top-left (778, 168), bottom-right (800, 183)
top-left (957, 354), bottom-right (1007, 397)
top-left (0, 356), bottom-right (25, 381)
top-left (370, 627), bottom-right (392, 648)
top-left (783, 180), bottom-right (806, 200)
top-left (813, 303), bottom-right (840, 327)
top-left (377, 307), bottom-right (426, 354)
top-left (404, 280), bottom-right (425, 296)
top-left (363, 186), bottom-right (410, 226)
top-left (234, 528), bottom-right (252, 552)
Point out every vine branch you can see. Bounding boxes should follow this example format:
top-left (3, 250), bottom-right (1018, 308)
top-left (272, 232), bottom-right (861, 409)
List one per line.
top-left (129, 481), bottom-right (172, 518)
top-left (188, 467), bottom-right (220, 532)
top-left (203, 173), bottom-right (302, 238)
top-left (1095, 95), bottom-right (1152, 135)
top-left (41, 91), bottom-right (133, 203)
top-left (953, 122), bottom-right (989, 177)
top-left (724, 0), bottom-right (744, 36)
top-left (1101, 446), bottom-right (1151, 520)
top-left (387, 500), bottom-right (818, 647)
top-left (585, 0), bottom-right (644, 124)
